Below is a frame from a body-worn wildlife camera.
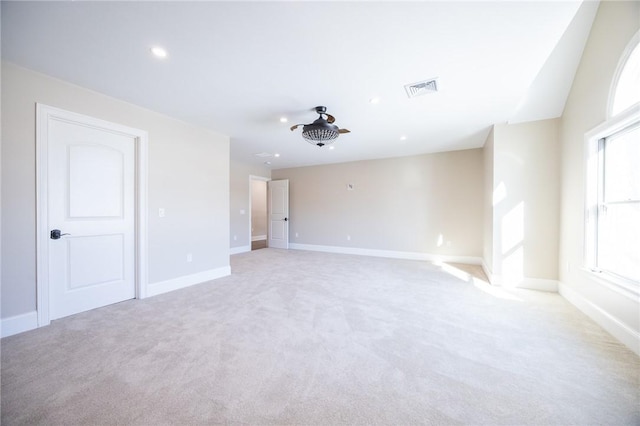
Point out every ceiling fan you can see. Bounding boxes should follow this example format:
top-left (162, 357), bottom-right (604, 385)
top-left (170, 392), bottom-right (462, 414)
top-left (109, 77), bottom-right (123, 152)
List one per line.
top-left (290, 106), bottom-right (350, 147)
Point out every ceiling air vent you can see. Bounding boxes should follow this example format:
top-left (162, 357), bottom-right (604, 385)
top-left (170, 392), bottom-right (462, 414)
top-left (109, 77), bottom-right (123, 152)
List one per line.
top-left (404, 78), bottom-right (439, 98)
top-left (254, 152), bottom-right (274, 158)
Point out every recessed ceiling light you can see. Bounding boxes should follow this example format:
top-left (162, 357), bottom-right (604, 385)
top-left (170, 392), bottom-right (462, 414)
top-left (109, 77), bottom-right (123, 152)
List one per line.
top-left (264, 161), bottom-right (271, 166)
top-left (400, 136), bottom-right (407, 141)
top-left (150, 46), bottom-right (168, 58)
top-left (329, 146), bottom-right (335, 150)
top-left (369, 97), bottom-right (380, 104)
top-left (279, 117), bottom-right (288, 123)
top-left (274, 153), bottom-right (280, 157)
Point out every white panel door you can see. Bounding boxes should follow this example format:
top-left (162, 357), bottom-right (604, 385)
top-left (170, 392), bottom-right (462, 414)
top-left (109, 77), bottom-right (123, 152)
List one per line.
top-left (48, 118), bottom-right (136, 320)
top-left (268, 179), bottom-right (289, 249)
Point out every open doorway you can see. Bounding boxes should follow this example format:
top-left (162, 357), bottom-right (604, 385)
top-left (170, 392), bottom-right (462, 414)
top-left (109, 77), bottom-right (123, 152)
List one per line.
top-left (250, 176), bottom-right (269, 250)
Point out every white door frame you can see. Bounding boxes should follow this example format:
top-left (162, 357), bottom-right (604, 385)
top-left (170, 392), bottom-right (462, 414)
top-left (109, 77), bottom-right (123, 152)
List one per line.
top-left (249, 175), bottom-right (270, 248)
top-left (35, 104), bottom-right (149, 327)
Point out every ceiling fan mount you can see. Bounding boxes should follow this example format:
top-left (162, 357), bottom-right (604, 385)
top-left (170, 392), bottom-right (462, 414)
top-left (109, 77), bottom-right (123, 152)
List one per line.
top-left (290, 106), bottom-right (350, 147)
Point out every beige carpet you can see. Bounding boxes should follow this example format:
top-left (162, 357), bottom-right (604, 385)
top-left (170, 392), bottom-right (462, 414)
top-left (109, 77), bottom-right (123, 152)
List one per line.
top-left (251, 240), bottom-right (267, 250)
top-left (2, 249), bottom-right (639, 425)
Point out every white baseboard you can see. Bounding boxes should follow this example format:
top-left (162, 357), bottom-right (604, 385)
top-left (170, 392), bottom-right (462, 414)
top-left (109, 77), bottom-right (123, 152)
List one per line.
top-left (1, 311), bottom-right (38, 338)
top-left (3, 268), bottom-right (232, 337)
top-left (147, 266), bottom-right (231, 298)
top-left (559, 282), bottom-right (640, 356)
top-left (480, 259), bottom-right (557, 291)
top-left (288, 243), bottom-right (482, 265)
top-left (519, 277), bottom-right (558, 292)
top-left (251, 235), bottom-right (267, 242)
top-left (230, 245), bottom-right (251, 255)
top-left (482, 261), bottom-right (494, 284)
top-left (489, 274), bottom-right (558, 292)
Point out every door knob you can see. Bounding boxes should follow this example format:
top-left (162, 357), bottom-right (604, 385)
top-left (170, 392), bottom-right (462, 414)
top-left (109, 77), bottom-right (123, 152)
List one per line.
top-left (50, 229), bottom-right (70, 240)
top-left (284, 217), bottom-right (288, 221)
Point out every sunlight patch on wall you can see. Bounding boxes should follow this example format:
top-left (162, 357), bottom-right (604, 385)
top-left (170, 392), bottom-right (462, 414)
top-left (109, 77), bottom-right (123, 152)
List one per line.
top-left (501, 202), bottom-right (524, 254)
top-left (499, 201), bottom-right (525, 287)
top-left (502, 246), bottom-right (525, 287)
top-left (493, 182), bottom-right (507, 206)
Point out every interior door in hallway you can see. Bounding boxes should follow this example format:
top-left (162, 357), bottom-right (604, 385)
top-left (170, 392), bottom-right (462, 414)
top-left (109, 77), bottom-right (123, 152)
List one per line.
top-left (268, 179), bottom-right (289, 249)
top-left (47, 116), bottom-right (136, 320)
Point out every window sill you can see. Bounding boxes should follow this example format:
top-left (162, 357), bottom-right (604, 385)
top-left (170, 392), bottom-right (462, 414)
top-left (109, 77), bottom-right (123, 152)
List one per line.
top-left (580, 268), bottom-right (640, 300)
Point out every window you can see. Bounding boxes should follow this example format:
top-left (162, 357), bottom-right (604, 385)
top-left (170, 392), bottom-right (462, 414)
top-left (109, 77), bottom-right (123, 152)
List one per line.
top-left (585, 32), bottom-right (640, 290)
top-left (590, 124), bottom-right (640, 283)
top-left (610, 40), bottom-right (640, 116)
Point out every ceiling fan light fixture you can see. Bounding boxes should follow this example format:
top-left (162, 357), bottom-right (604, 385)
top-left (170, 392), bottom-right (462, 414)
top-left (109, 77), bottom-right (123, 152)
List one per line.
top-left (302, 124), bottom-right (339, 147)
top-left (292, 106), bottom-right (349, 147)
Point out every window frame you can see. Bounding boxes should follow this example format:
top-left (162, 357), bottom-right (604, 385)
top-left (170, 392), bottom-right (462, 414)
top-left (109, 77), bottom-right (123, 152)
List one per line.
top-left (607, 29), bottom-right (640, 119)
top-left (584, 104), bottom-right (640, 297)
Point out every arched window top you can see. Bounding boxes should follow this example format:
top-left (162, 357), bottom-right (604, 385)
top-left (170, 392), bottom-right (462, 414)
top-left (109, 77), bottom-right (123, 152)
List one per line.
top-left (609, 30), bottom-right (640, 117)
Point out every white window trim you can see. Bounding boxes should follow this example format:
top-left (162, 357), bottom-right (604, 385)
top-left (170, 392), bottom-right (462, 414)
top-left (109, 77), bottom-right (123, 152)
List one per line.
top-left (607, 29), bottom-right (640, 119)
top-left (583, 103), bottom-right (640, 299)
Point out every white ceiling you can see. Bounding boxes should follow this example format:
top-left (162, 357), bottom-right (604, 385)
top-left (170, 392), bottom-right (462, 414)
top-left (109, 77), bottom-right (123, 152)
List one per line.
top-left (1, 1), bottom-right (598, 169)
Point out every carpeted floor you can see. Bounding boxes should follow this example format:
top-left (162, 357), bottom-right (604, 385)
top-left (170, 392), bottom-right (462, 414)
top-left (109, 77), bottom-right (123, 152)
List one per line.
top-left (1, 249), bottom-right (639, 425)
top-left (252, 239), bottom-right (267, 250)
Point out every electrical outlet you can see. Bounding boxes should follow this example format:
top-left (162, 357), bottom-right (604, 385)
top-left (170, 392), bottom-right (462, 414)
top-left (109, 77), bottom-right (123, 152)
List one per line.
top-left (347, 235), bottom-right (351, 241)
top-left (240, 209), bottom-right (246, 215)
top-left (186, 253), bottom-right (192, 263)
top-left (233, 235), bottom-right (237, 241)
top-left (158, 208), bottom-right (165, 218)
top-left (295, 232), bottom-right (299, 238)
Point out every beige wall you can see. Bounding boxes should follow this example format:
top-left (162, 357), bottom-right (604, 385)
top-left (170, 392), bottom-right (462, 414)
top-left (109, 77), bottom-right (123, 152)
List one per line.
top-left (1, 62), bottom-right (230, 319)
top-left (272, 149), bottom-right (484, 259)
top-left (230, 160), bottom-right (270, 249)
top-left (251, 180), bottom-right (268, 238)
top-left (559, 2), bottom-right (640, 337)
top-left (489, 119), bottom-right (560, 285)
top-left (482, 128), bottom-right (495, 274)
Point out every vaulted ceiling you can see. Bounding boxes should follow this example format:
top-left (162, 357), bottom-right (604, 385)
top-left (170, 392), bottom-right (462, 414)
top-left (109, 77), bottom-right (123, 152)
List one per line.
top-left (2, 1), bottom-right (598, 169)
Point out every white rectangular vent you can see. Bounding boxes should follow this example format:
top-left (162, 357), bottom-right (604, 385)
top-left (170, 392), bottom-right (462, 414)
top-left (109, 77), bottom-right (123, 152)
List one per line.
top-left (405, 78), bottom-right (439, 98)
top-left (254, 152), bottom-right (273, 158)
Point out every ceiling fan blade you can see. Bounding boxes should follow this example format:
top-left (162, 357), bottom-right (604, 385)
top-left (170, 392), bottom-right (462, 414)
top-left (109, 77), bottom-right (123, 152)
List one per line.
top-left (325, 114), bottom-right (336, 123)
top-left (338, 128), bottom-right (351, 134)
